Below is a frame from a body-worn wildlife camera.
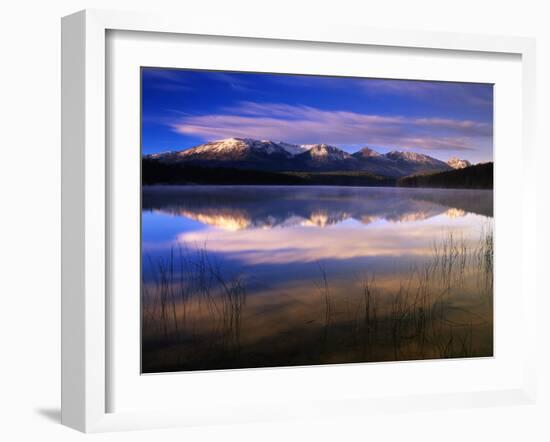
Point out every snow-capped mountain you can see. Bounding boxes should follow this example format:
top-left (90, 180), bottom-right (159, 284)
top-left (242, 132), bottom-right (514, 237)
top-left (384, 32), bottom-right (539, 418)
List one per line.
top-left (351, 147), bottom-right (407, 177)
top-left (149, 138), bottom-right (308, 171)
top-left (352, 147), bottom-right (382, 159)
top-left (299, 144), bottom-right (352, 160)
top-left (146, 138), bottom-right (454, 177)
top-left (292, 144), bottom-right (358, 170)
top-left (383, 150), bottom-right (452, 175)
top-left (278, 141), bottom-right (310, 156)
top-left (350, 147), bottom-right (452, 177)
top-left (386, 150), bottom-right (448, 166)
top-left (447, 157), bottom-right (472, 169)
top-left (176, 138), bottom-right (301, 160)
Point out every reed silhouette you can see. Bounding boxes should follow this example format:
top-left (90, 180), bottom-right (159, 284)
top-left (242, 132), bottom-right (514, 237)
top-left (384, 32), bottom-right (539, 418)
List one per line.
top-left (142, 229), bottom-right (493, 373)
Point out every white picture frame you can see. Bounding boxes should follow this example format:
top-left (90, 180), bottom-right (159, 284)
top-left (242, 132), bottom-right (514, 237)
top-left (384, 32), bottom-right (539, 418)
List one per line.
top-left (61, 9), bottom-right (538, 433)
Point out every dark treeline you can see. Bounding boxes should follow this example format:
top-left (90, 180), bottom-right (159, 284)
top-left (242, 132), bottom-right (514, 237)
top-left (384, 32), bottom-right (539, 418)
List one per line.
top-left (143, 159), bottom-right (303, 185)
top-left (142, 159), bottom-right (392, 187)
top-left (397, 163), bottom-right (493, 190)
top-left (143, 159), bottom-right (493, 189)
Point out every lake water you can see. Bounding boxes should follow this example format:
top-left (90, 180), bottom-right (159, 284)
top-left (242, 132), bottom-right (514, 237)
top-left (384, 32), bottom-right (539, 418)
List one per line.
top-left (141, 186), bottom-right (493, 373)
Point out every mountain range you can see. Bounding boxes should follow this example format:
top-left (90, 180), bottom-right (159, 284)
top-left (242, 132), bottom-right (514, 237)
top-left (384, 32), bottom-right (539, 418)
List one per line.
top-left (146, 137), bottom-right (472, 178)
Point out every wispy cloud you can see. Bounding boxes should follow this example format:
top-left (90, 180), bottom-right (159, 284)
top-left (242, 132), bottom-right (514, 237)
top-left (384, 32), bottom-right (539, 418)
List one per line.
top-left (205, 72), bottom-right (258, 93)
top-left (360, 79), bottom-right (493, 107)
top-left (264, 76), bottom-right (493, 109)
top-left (170, 102), bottom-right (492, 152)
top-left (142, 69), bottom-right (194, 91)
top-left (143, 69), bottom-right (263, 94)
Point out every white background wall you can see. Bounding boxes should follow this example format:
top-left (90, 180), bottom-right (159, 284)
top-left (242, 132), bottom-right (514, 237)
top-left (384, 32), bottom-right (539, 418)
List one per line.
top-left (0, 1), bottom-right (548, 440)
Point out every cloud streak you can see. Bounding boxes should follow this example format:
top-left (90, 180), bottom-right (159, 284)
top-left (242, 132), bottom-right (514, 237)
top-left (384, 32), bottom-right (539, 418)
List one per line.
top-left (175, 215), bottom-right (481, 265)
top-left (142, 69), bottom-right (194, 92)
top-left (171, 102), bottom-right (492, 153)
top-left (263, 76), bottom-right (493, 109)
top-left (360, 79), bottom-right (494, 108)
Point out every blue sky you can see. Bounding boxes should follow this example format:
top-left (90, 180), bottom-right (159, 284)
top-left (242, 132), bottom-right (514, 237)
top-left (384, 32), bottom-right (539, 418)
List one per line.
top-left (142, 68), bottom-right (493, 163)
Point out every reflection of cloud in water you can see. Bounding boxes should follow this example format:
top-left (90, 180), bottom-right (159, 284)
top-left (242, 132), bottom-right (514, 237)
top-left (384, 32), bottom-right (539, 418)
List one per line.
top-left (177, 215), bottom-right (483, 264)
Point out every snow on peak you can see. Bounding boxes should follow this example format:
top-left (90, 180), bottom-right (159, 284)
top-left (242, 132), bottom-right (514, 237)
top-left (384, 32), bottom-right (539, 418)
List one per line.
top-left (385, 150), bottom-right (438, 164)
top-left (146, 150), bottom-right (177, 159)
top-left (180, 138), bottom-right (311, 157)
top-left (277, 141), bottom-right (309, 156)
top-left (354, 146), bottom-right (382, 158)
top-left (153, 139), bottom-right (452, 170)
top-left (447, 157), bottom-right (472, 169)
top-left (301, 144), bottom-right (350, 160)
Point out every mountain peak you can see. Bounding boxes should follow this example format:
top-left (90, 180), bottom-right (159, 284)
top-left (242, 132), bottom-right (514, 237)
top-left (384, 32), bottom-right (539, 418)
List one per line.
top-left (299, 144), bottom-right (352, 160)
top-left (211, 137), bottom-right (250, 146)
top-left (146, 138), bottom-right (453, 177)
top-left (386, 150), bottom-right (436, 163)
top-left (353, 146), bottom-right (382, 158)
top-left (211, 137), bottom-right (264, 148)
top-left (177, 138), bottom-right (289, 159)
top-left (218, 137), bottom-right (245, 143)
top-left (447, 157), bottom-right (472, 169)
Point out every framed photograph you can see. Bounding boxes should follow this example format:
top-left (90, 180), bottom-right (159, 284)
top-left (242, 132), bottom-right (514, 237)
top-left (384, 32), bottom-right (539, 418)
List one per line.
top-left (61, 9), bottom-right (538, 432)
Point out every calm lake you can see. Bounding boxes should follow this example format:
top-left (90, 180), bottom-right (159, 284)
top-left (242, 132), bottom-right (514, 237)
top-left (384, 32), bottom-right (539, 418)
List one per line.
top-left (141, 186), bottom-right (493, 373)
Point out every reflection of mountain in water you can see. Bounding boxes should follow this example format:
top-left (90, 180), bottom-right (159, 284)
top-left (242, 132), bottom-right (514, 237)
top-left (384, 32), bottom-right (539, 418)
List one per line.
top-left (143, 186), bottom-right (493, 231)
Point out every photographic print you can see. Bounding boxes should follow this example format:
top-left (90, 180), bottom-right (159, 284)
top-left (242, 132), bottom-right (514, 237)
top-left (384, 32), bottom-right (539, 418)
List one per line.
top-left (141, 68), bottom-right (493, 373)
